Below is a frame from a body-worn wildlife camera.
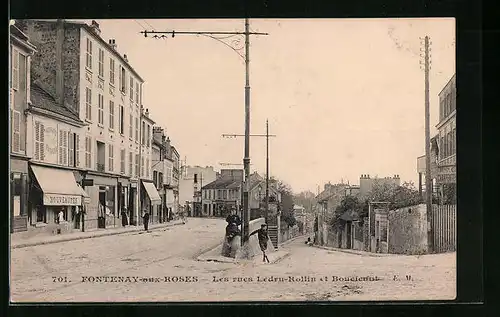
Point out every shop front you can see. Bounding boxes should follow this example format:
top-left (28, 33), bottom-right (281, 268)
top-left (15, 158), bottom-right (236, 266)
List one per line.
top-left (118, 178), bottom-right (130, 227)
top-left (140, 180), bottom-right (162, 224)
top-left (83, 173), bottom-right (118, 230)
top-left (27, 164), bottom-right (89, 237)
top-left (10, 156), bottom-right (29, 233)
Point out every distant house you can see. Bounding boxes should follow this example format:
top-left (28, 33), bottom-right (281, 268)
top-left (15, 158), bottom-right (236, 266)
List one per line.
top-left (201, 169), bottom-right (243, 218)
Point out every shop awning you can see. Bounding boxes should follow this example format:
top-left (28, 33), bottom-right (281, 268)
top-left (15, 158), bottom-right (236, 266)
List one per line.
top-left (31, 165), bottom-right (87, 206)
top-left (142, 181), bottom-right (162, 205)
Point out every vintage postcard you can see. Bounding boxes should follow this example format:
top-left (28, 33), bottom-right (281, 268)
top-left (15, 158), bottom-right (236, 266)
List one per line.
top-left (9, 18), bottom-right (456, 302)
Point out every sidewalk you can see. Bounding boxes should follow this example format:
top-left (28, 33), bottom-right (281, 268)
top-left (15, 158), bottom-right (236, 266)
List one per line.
top-left (312, 245), bottom-right (395, 257)
top-left (11, 220), bottom-right (184, 249)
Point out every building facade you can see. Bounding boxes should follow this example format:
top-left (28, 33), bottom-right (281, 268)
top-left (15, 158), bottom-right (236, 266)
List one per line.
top-left (178, 165), bottom-right (217, 214)
top-left (201, 169), bottom-right (243, 218)
top-left (358, 174), bottom-right (401, 198)
top-left (18, 19), bottom-right (149, 232)
top-left (436, 74), bottom-right (456, 203)
top-left (10, 24), bottom-right (37, 233)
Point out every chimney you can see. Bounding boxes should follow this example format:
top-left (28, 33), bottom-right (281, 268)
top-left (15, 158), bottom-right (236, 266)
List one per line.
top-left (123, 54), bottom-right (128, 62)
top-left (144, 108), bottom-right (149, 117)
top-left (55, 19), bottom-right (65, 106)
top-left (90, 20), bottom-right (101, 36)
top-left (108, 39), bottom-right (117, 50)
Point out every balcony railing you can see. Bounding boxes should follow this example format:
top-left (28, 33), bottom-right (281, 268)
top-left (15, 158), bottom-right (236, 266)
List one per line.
top-left (97, 163), bottom-right (105, 172)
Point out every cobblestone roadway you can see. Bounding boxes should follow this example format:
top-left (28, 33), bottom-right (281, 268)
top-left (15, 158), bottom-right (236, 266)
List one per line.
top-left (11, 220), bottom-right (455, 302)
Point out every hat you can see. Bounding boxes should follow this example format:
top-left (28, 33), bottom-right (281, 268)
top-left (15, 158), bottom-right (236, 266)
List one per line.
top-left (261, 223), bottom-right (267, 227)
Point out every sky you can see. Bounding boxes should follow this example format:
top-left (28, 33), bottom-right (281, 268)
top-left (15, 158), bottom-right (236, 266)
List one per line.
top-left (79, 18), bottom-right (455, 194)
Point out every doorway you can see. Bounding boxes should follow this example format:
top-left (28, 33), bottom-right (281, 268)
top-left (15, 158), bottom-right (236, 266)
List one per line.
top-left (98, 188), bottom-right (106, 228)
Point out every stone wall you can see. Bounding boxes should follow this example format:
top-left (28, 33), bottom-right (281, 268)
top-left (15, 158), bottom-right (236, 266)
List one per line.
top-left (388, 204), bottom-right (428, 255)
top-left (18, 20), bottom-right (81, 114)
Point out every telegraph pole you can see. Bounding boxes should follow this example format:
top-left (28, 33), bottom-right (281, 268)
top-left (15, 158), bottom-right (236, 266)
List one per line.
top-left (141, 19), bottom-right (268, 258)
top-left (222, 126), bottom-right (277, 224)
top-left (265, 119), bottom-right (270, 222)
top-left (421, 35), bottom-right (434, 253)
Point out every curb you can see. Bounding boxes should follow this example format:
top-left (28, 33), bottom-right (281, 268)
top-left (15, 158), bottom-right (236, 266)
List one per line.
top-left (279, 234), bottom-right (306, 248)
top-left (312, 245), bottom-right (393, 257)
top-left (12, 221), bottom-right (184, 249)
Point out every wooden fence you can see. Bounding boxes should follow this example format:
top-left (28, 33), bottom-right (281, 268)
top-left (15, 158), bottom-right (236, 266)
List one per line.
top-left (432, 204), bottom-right (457, 253)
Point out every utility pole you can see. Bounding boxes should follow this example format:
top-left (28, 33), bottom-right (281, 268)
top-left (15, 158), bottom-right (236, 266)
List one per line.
top-left (141, 19), bottom-right (268, 258)
top-left (265, 119), bottom-right (270, 222)
top-left (222, 126), bottom-right (277, 225)
top-left (421, 35), bottom-right (434, 253)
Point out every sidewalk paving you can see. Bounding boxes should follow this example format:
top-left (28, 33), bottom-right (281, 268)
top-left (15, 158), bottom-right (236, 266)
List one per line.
top-left (11, 220), bottom-right (184, 249)
top-left (312, 244), bottom-right (397, 257)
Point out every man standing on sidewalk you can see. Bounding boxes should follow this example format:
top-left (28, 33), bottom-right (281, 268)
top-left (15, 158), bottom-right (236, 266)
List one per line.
top-left (142, 208), bottom-right (150, 232)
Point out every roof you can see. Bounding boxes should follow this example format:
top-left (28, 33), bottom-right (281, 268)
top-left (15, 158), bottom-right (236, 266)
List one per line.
top-left (202, 177), bottom-right (241, 190)
top-left (10, 24), bottom-right (37, 53)
top-left (30, 83), bottom-right (83, 123)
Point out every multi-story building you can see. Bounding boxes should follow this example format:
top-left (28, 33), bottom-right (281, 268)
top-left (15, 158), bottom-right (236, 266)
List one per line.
top-left (9, 23), bottom-right (37, 233)
top-left (315, 182), bottom-right (349, 245)
top-left (246, 172), bottom-right (281, 220)
top-left (201, 169), bottom-right (243, 218)
top-left (138, 108), bottom-right (161, 225)
top-left (178, 165), bottom-right (217, 216)
top-left (436, 74), bottom-right (456, 203)
top-left (171, 145), bottom-right (181, 216)
top-left (358, 174), bottom-right (401, 198)
top-left (19, 19), bottom-right (148, 230)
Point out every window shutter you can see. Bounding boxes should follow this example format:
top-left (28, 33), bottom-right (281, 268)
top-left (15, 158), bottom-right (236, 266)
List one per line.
top-left (59, 129), bottom-right (64, 164)
top-left (75, 134), bottom-right (80, 166)
top-left (34, 121), bottom-right (40, 160)
top-left (64, 131), bottom-right (68, 165)
top-left (40, 123), bottom-right (45, 160)
top-left (12, 111), bottom-right (21, 153)
top-left (68, 132), bottom-right (75, 167)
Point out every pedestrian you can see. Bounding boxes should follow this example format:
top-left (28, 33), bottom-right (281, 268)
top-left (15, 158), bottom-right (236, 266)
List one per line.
top-left (250, 223), bottom-right (270, 263)
top-left (142, 208), bottom-right (150, 232)
top-left (121, 208), bottom-right (128, 227)
top-left (57, 209), bottom-right (65, 224)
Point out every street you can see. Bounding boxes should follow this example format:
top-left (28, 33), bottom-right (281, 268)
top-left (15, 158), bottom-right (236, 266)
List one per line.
top-left (11, 218), bottom-right (455, 302)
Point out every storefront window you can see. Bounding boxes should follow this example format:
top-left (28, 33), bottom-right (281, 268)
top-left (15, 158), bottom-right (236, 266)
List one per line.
top-left (106, 186), bottom-right (115, 216)
top-left (36, 206), bottom-right (46, 223)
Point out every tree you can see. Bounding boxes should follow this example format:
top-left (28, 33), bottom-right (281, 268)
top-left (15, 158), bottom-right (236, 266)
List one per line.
top-left (367, 181), bottom-right (423, 210)
top-left (293, 190), bottom-right (316, 214)
top-left (329, 195), bottom-right (365, 229)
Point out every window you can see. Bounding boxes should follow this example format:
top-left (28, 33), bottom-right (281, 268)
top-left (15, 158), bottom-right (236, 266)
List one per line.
top-left (11, 49), bottom-right (19, 90)
top-left (109, 58), bottom-right (115, 85)
top-left (36, 207), bottom-right (46, 223)
top-left (135, 154), bottom-right (140, 177)
top-left (119, 105), bottom-right (124, 134)
top-left (129, 114), bottom-right (133, 138)
top-left (86, 38), bottom-right (93, 69)
top-left (158, 172), bottom-right (163, 188)
top-left (146, 125), bottom-right (151, 147)
top-left (135, 117), bottom-right (139, 141)
top-left (142, 121), bottom-right (146, 144)
top-left (85, 87), bottom-right (92, 121)
top-left (135, 82), bottom-right (140, 103)
top-left (98, 94), bottom-right (104, 125)
top-left (439, 99), bottom-right (444, 120)
top-left (108, 144), bottom-right (114, 172)
top-left (120, 66), bottom-right (126, 93)
top-left (130, 77), bottom-right (134, 99)
top-left (85, 136), bottom-right (92, 168)
top-left (98, 49), bottom-right (104, 77)
top-left (129, 152), bottom-right (133, 176)
top-left (141, 157), bottom-right (145, 177)
top-left (145, 158), bottom-right (149, 178)
top-left (153, 171), bottom-right (158, 187)
top-left (68, 132), bottom-right (79, 167)
top-left (34, 121), bottom-right (45, 161)
top-left (120, 149), bottom-right (125, 174)
top-left (109, 101), bottom-right (115, 130)
top-left (58, 129), bottom-right (68, 165)
top-left (10, 110), bottom-right (21, 153)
